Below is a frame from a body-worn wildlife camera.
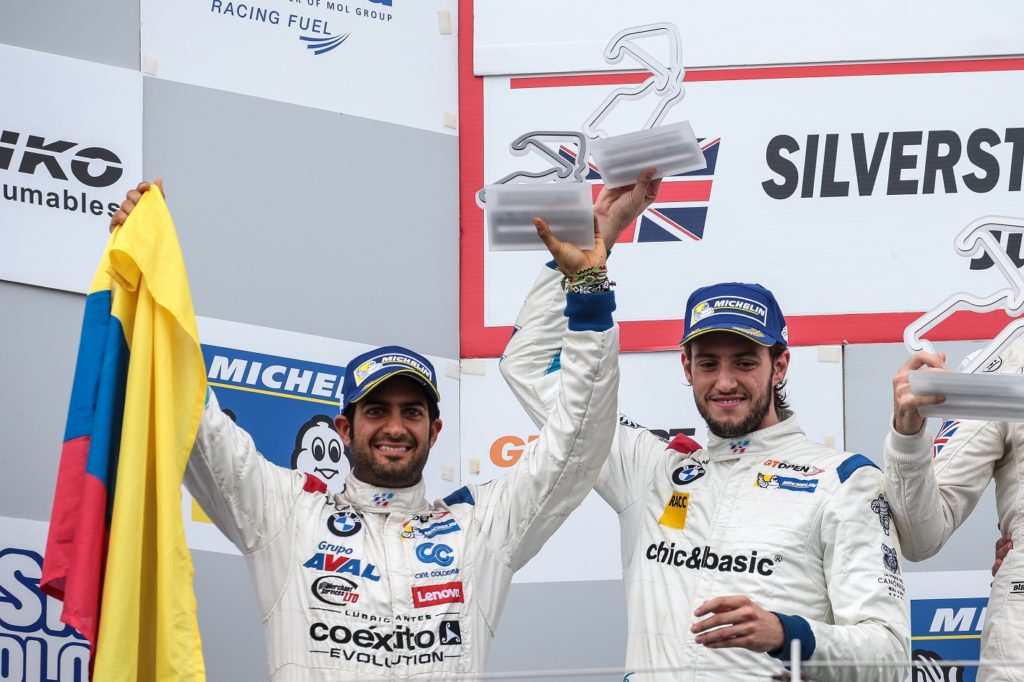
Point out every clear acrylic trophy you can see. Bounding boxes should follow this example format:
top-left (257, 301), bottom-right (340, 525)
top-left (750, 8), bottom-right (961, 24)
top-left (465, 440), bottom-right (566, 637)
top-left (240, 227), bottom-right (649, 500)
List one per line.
top-left (589, 121), bottom-right (706, 189)
top-left (905, 216), bottom-right (1024, 421)
top-left (485, 183), bottom-right (594, 252)
top-left (479, 22), bottom-right (705, 250)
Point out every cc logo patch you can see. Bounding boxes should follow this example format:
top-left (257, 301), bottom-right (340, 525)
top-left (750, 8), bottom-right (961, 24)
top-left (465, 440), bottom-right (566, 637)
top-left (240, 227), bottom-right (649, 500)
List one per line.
top-left (415, 542), bottom-right (454, 567)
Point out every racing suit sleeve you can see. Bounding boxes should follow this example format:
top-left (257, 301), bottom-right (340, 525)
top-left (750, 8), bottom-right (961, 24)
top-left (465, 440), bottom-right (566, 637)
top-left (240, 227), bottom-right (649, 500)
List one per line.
top-left (882, 419), bottom-right (1005, 560)
top-left (184, 389), bottom-right (312, 554)
top-left (774, 465), bottom-right (910, 682)
top-left (499, 263), bottom-right (665, 515)
top-left (471, 286), bottom-right (619, 573)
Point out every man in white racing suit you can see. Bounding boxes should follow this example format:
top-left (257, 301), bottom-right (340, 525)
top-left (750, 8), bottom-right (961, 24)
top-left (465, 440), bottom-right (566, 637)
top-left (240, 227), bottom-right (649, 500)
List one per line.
top-left (499, 171), bottom-right (910, 681)
top-left (110, 183), bottom-right (625, 680)
top-left (887, 341), bottom-right (1024, 681)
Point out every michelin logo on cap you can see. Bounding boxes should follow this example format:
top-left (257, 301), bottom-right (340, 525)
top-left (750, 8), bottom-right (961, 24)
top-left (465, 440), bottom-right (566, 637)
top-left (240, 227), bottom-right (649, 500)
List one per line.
top-left (353, 353), bottom-right (434, 387)
top-left (340, 345), bottom-right (440, 412)
top-left (690, 296), bottom-right (768, 326)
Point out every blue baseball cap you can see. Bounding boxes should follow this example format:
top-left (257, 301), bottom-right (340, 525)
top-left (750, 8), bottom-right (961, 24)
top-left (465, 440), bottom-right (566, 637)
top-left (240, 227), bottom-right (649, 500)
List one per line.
top-left (340, 346), bottom-right (440, 412)
top-left (679, 282), bottom-right (788, 347)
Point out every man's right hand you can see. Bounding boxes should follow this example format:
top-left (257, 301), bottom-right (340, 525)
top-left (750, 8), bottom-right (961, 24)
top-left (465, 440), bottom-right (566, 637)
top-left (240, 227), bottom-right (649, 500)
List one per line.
top-left (892, 351), bottom-right (948, 436)
top-left (109, 178), bottom-right (163, 232)
top-left (993, 532), bottom-right (1013, 577)
top-left (593, 168), bottom-right (661, 246)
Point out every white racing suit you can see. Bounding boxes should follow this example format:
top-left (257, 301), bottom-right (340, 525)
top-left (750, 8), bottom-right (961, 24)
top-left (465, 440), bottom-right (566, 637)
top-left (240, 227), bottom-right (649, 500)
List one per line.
top-left (884, 338), bottom-right (1024, 681)
top-left (500, 264), bottom-right (910, 682)
top-left (183, 290), bottom-right (619, 681)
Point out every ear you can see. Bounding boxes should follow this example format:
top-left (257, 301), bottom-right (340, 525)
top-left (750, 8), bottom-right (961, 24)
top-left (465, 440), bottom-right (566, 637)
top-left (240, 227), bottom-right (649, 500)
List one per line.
top-left (773, 348), bottom-right (791, 386)
top-left (680, 349), bottom-right (694, 384)
top-left (335, 414), bottom-right (352, 448)
top-left (429, 418), bottom-right (443, 448)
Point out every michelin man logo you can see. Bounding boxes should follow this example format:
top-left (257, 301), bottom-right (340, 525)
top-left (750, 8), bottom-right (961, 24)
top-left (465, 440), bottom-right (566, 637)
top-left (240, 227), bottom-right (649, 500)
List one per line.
top-left (291, 415), bottom-right (348, 494)
top-left (353, 358), bottom-right (385, 386)
top-left (871, 494), bottom-right (891, 536)
top-left (882, 544), bottom-right (900, 574)
top-left (690, 301), bottom-right (714, 325)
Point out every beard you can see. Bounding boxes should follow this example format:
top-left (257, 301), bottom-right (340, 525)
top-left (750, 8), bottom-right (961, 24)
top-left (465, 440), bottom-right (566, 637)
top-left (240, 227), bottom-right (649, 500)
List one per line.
top-left (696, 374), bottom-right (775, 439)
top-left (348, 423), bottom-right (431, 488)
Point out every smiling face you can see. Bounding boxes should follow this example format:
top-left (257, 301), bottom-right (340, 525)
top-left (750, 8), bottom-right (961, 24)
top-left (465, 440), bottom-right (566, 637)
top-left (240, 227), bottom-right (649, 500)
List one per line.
top-left (682, 331), bottom-right (790, 439)
top-left (334, 376), bottom-right (442, 488)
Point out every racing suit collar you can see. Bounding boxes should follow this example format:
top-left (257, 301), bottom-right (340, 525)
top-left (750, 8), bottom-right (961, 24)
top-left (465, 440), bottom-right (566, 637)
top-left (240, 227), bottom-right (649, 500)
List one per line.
top-left (337, 473), bottom-right (428, 513)
top-left (704, 410), bottom-right (804, 460)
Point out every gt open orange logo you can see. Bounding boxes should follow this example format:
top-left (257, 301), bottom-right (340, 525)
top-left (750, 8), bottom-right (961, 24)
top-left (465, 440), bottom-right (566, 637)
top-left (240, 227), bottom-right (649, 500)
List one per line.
top-left (489, 435), bottom-right (539, 467)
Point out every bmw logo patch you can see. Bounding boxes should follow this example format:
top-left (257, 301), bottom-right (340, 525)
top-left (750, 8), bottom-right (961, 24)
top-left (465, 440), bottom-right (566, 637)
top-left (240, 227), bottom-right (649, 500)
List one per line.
top-left (671, 461), bottom-right (706, 487)
top-left (327, 510), bottom-right (363, 537)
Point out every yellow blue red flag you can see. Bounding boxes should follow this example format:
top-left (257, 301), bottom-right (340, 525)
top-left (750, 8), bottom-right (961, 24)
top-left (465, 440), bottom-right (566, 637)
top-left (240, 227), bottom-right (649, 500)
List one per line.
top-left (42, 186), bottom-right (207, 681)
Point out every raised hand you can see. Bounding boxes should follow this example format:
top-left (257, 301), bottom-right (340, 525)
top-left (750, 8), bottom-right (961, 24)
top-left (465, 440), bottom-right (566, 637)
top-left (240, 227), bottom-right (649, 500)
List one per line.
top-left (893, 351), bottom-right (948, 436)
top-left (593, 168), bottom-right (662, 245)
top-left (109, 178), bottom-right (164, 232)
top-left (533, 216), bottom-right (606, 276)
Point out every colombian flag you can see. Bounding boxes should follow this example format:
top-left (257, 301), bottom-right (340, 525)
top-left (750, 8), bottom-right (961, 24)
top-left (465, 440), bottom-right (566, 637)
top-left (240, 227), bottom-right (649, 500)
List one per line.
top-left (41, 186), bottom-right (207, 680)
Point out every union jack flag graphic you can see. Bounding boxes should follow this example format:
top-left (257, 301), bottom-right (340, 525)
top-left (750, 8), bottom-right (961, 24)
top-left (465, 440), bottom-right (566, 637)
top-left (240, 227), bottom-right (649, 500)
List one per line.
top-left (558, 137), bottom-right (720, 243)
top-left (933, 420), bottom-right (961, 458)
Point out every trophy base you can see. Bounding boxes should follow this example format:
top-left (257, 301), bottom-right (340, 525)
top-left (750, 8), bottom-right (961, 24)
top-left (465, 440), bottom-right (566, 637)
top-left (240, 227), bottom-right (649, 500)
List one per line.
top-left (909, 369), bottom-right (1024, 422)
top-left (485, 183), bottom-right (594, 252)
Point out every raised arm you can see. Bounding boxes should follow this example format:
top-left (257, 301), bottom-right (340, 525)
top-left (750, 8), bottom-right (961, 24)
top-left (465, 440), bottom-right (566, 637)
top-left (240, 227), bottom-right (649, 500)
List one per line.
top-left (883, 350), bottom-right (1005, 560)
top-left (185, 389), bottom-right (318, 554)
top-left (499, 172), bottom-right (671, 513)
top-left (470, 215), bottom-right (618, 570)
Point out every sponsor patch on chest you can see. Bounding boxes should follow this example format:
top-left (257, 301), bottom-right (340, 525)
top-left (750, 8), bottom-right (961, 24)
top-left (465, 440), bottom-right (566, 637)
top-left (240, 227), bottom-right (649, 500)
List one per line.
top-left (412, 582), bottom-right (465, 608)
top-left (658, 492), bottom-right (690, 530)
top-left (755, 472), bottom-right (819, 493)
top-left (761, 458), bottom-right (824, 477)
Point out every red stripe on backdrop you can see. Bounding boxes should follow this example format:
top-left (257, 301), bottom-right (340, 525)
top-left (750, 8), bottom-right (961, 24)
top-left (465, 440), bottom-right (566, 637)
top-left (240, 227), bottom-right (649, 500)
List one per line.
top-left (457, 0), bottom-right (1024, 357)
top-left (615, 310), bottom-right (1016, 352)
top-left (460, 0), bottom-right (514, 356)
top-left (510, 57), bottom-right (1024, 89)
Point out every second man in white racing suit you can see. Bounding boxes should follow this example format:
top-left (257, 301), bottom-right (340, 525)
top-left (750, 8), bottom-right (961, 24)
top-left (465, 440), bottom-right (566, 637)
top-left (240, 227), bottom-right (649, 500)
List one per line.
top-left (500, 171), bottom-right (910, 682)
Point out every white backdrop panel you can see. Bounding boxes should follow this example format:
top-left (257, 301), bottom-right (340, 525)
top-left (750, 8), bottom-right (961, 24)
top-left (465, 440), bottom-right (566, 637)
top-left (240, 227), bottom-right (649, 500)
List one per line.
top-left (478, 70), bottom-right (1024, 329)
top-left (474, 1), bottom-right (1024, 75)
top-left (0, 45), bottom-right (142, 294)
top-left (141, 0), bottom-right (457, 134)
top-left (460, 346), bottom-right (845, 583)
top-left (0, 516), bottom-right (90, 681)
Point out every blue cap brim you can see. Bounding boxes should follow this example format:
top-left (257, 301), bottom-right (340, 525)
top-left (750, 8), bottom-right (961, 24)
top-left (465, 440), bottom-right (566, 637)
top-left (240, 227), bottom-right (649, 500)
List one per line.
top-left (679, 324), bottom-right (780, 348)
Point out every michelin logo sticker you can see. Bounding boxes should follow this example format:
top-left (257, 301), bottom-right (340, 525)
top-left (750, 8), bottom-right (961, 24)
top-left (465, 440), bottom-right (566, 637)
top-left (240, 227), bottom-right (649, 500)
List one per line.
top-left (755, 473), bottom-right (818, 493)
top-left (353, 353), bottom-right (433, 387)
top-left (690, 296), bottom-right (768, 326)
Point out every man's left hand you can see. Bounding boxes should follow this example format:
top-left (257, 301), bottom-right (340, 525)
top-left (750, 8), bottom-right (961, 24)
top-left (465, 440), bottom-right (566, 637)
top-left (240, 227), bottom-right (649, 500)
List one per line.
top-left (691, 595), bottom-right (784, 653)
top-left (593, 168), bottom-right (662, 246)
top-left (533, 217), bottom-right (606, 276)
